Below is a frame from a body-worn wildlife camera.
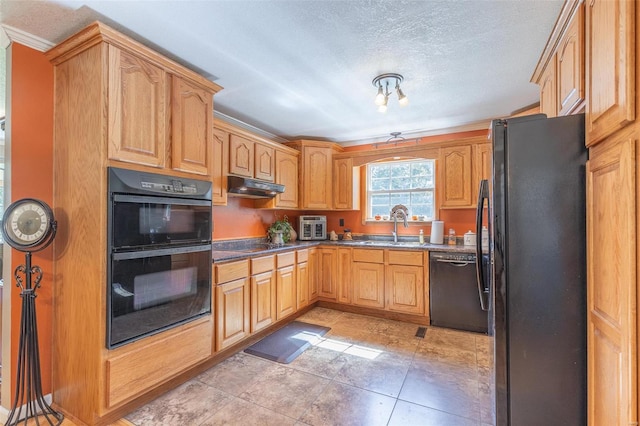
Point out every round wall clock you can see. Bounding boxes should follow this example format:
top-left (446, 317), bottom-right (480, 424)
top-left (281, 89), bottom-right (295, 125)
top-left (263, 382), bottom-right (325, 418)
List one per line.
top-left (2, 198), bottom-right (56, 251)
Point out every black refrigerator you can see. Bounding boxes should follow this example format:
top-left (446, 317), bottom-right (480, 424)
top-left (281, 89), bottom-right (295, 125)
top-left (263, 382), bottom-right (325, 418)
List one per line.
top-left (475, 113), bottom-right (587, 426)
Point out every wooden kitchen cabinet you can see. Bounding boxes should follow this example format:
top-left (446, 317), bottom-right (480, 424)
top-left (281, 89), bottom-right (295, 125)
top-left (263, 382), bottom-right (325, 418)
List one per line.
top-left (250, 255), bottom-right (276, 333)
top-left (557, 3), bottom-right (584, 116)
top-left (212, 127), bottom-right (229, 205)
top-left (386, 250), bottom-right (425, 315)
top-left (474, 143), bottom-right (491, 195)
top-left (46, 22), bottom-right (221, 424)
top-left (286, 140), bottom-right (344, 209)
top-left (276, 252), bottom-right (297, 320)
top-left (586, 130), bottom-right (637, 426)
top-left (336, 248), bottom-right (352, 304)
top-left (440, 144), bottom-right (473, 208)
top-left (229, 134), bottom-right (255, 177)
top-left (352, 248), bottom-right (385, 309)
top-left (255, 149), bottom-right (300, 209)
top-left (333, 157), bottom-right (360, 210)
top-left (585, 0), bottom-right (635, 146)
top-left (538, 58), bottom-right (558, 118)
top-left (215, 260), bottom-right (251, 351)
top-left (296, 249), bottom-right (310, 309)
top-left (318, 247), bottom-right (338, 299)
top-left (171, 75), bottom-right (214, 176)
top-left (107, 45), bottom-right (168, 168)
top-left (254, 142), bottom-right (276, 182)
top-left (308, 248), bottom-right (320, 302)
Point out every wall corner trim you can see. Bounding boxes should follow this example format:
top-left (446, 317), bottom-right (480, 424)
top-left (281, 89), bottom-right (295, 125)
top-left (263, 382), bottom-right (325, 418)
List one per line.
top-left (0, 24), bottom-right (54, 52)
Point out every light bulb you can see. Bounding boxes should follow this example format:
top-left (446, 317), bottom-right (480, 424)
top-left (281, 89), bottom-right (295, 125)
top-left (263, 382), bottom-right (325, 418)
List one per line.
top-left (378, 97), bottom-right (388, 113)
top-left (397, 85), bottom-right (408, 106)
top-left (374, 84), bottom-right (385, 106)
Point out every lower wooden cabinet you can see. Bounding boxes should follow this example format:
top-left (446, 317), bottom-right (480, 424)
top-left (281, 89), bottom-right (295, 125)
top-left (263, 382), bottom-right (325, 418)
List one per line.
top-left (318, 248), bottom-right (337, 299)
top-left (276, 265), bottom-right (297, 320)
top-left (308, 248), bottom-right (320, 302)
top-left (251, 271), bottom-right (276, 333)
top-left (297, 249), bottom-right (310, 309)
top-left (352, 262), bottom-right (385, 308)
top-left (216, 278), bottom-right (250, 351)
top-left (586, 130), bottom-right (637, 425)
top-left (336, 248), bottom-right (352, 304)
top-left (386, 264), bottom-right (424, 315)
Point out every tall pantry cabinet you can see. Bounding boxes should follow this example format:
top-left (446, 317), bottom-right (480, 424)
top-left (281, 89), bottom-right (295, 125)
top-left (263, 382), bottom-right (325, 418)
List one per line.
top-left (45, 22), bottom-right (221, 424)
top-left (535, 1), bottom-right (638, 423)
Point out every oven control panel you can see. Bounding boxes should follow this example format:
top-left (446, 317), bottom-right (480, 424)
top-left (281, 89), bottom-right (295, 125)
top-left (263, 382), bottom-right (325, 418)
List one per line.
top-left (140, 180), bottom-right (197, 194)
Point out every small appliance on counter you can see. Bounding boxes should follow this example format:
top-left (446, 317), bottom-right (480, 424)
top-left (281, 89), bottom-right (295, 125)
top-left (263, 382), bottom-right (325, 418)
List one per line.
top-left (299, 215), bottom-right (327, 240)
top-left (463, 231), bottom-right (476, 246)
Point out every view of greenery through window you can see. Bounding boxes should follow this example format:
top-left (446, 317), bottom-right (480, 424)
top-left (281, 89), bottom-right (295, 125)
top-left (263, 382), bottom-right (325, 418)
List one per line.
top-left (367, 159), bottom-right (435, 220)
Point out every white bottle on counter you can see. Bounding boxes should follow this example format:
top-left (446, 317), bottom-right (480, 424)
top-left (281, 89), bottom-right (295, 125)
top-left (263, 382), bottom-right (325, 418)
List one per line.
top-left (419, 229), bottom-right (424, 244)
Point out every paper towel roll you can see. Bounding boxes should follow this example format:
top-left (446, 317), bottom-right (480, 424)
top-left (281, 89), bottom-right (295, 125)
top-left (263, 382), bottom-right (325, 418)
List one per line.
top-left (430, 221), bottom-right (444, 244)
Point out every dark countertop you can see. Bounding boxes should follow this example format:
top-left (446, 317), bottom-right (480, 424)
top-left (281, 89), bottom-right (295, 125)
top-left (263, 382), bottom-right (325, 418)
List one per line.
top-left (212, 239), bottom-right (478, 263)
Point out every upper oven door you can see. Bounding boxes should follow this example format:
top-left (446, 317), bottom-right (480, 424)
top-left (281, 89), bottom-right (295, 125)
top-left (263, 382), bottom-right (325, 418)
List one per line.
top-left (110, 194), bottom-right (212, 250)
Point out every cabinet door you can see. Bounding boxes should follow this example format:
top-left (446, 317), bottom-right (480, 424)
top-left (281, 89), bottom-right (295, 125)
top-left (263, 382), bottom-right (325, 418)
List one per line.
top-left (171, 76), bottom-right (213, 176)
top-left (557, 4), bottom-right (585, 116)
top-left (276, 265), bottom-right (297, 320)
top-left (333, 157), bottom-right (353, 210)
top-left (336, 248), bottom-right (352, 304)
top-left (297, 261), bottom-right (309, 309)
top-left (254, 143), bottom-right (275, 182)
top-left (251, 271), bottom-right (276, 333)
top-left (308, 248), bottom-right (319, 302)
top-left (539, 57), bottom-right (558, 118)
top-left (229, 135), bottom-right (254, 177)
top-left (386, 264), bottom-right (424, 315)
top-left (441, 145), bottom-right (473, 208)
top-left (586, 133), bottom-right (637, 426)
top-left (212, 128), bottom-right (228, 205)
top-left (352, 262), bottom-right (385, 309)
top-left (108, 45), bottom-right (168, 168)
top-left (474, 143), bottom-right (492, 197)
top-left (318, 248), bottom-right (337, 299)
top-left (585, 0), bottom-right (635, 146)
top-left (215, 278), bottom-right (250, 351)
top-left (303, 146), bottom-right (333, 209)
top-left (275, 150), bottom-right (299, 208)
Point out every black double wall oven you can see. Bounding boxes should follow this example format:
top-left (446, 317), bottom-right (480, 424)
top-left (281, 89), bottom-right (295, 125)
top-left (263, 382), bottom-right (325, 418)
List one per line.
top-left (107, 167), bottom-right (213, 348)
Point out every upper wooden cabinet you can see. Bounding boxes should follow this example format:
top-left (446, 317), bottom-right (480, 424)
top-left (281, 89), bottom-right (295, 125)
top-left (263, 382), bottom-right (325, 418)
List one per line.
top-left (333, 157), bottom-right (360, 210)
top-left (212, 128), bottom-right (228, 205)
top-left (532, 1), bottom-right (585, 119)
top-left (440, 144), bottom-right (473, 208)
top-left (585, 0), bottom-right (635, 146)
top-left (171, 76), bottom-right (214, 176)
top-left (48, 22), bottom-right (221, 177)
top-left (229, 134), bottom-right (255, 178)
top-left (474, 143), bottom-right (491, 194)
top-left (107, 46), bottom-right (169, 168)
top-left (255, 143), bottom-right (276, 182)
top-left (286, 140), bottom-right (344, 210)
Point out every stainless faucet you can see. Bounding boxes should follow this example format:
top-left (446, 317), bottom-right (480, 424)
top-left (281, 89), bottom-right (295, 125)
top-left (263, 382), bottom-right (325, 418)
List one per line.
top-left (390, 204), bottom-right (409, 243)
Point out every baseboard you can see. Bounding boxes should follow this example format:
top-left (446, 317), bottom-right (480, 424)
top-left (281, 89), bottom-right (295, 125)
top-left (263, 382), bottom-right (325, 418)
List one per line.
top-left (0, 393), bottom-right (54, 423)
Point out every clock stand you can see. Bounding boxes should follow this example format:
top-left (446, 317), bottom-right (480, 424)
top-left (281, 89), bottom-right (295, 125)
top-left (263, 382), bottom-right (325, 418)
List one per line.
top-left (2, 199), bottom-right (63, 426)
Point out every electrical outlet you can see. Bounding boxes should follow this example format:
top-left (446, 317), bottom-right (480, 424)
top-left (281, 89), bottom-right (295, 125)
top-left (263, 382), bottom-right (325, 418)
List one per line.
top-left (339, 218), bottom-right (344, 227)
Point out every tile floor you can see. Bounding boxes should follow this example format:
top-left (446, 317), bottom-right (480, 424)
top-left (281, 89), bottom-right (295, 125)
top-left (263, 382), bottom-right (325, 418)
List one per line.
top-left (126, 307), bottom-right (495, 426)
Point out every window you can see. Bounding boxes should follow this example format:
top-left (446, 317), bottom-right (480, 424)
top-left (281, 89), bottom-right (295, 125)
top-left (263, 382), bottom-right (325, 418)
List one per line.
top-left (367, 158), bottom-right (435, 221)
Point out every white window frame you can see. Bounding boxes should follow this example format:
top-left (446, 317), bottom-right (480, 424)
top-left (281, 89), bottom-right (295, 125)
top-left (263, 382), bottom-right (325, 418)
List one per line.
top-left (366, 158), bottom-right (436, 222)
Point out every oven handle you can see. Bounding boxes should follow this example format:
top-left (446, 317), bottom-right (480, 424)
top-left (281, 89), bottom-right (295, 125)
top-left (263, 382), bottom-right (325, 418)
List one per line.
top-left (113, 244), bottom-right (212, 261)
top-left (113, 193), bottom-right (212, 206)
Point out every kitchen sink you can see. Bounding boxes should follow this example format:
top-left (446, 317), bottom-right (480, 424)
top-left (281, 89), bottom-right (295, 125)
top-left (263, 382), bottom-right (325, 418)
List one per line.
top-left (346, 240), bottom-right (423, 247)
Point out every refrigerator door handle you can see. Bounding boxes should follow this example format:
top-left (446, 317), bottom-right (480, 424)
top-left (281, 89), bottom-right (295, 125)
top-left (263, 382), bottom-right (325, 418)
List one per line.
top-left (475, 179), bottom-right (490, 311)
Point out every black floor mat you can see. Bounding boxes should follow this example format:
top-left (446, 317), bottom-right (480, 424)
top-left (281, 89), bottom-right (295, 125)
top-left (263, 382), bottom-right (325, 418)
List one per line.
top-left (244, 321), bottom-right (330, 364)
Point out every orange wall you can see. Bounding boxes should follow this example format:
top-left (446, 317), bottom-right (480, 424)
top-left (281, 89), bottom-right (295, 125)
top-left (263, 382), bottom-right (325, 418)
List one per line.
top-left (8, 43), bottom-right (54, 396)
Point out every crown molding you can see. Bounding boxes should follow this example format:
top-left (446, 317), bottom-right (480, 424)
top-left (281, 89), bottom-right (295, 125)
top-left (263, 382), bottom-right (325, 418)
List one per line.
top-left (0, 24), bottom-right (55, 52)
top-left (213, 111), bottom-right (288, 144)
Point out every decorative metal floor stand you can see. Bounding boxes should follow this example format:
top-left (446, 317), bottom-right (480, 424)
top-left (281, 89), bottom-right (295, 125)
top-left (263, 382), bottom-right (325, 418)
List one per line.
top-left (5, 251), bottom-right (63, 426)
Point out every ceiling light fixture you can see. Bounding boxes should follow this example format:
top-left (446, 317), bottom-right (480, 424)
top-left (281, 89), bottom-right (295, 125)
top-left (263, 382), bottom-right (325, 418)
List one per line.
top-left (374, 132), bottom-right (419, 149)
top-left (372, 73), bottom-right (408, 112)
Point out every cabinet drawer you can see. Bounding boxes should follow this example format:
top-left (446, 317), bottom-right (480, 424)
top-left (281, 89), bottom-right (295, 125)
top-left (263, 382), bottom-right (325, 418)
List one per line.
top-left (297, 249), bottom-right (309, 263)
top-left (352, 248), bottom-right (384, 263)
top-left (215, 260), bottom-right (249, 284)
top-left (388, 250), bottom-right (424, 266)
top-left (277, 251), bottom-right (296, 268)
top-left (251, 255), bottom-right (275, 275)
top-left (106, 319), bottom-right (212, 407)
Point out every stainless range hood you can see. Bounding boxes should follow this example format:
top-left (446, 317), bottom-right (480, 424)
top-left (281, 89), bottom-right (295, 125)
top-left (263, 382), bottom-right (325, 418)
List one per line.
top-left (227, 175), bottom-right (285, 199)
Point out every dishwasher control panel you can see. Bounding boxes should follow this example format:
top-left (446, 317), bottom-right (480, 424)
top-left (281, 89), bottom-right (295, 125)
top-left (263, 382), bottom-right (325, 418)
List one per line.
top-left (429, 252), bottom-right (476, 263)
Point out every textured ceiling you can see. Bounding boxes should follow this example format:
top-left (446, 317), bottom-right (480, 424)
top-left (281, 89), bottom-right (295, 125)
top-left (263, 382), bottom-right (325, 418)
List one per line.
top-left (0, 0), bottom-right (563, 144)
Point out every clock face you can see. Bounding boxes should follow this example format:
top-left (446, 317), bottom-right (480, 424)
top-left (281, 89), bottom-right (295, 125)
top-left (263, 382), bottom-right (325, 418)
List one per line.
top-left (2, 199), bottom-right (54, 250)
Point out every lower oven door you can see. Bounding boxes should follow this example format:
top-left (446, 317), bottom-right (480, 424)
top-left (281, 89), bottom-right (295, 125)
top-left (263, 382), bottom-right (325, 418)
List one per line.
top-left (108, 244), bottom-right (212, 348)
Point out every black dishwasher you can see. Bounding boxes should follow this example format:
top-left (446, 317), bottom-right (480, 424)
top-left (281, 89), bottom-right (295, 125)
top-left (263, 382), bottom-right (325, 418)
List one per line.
top-left (429, 252), bottom-right (488, 333)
